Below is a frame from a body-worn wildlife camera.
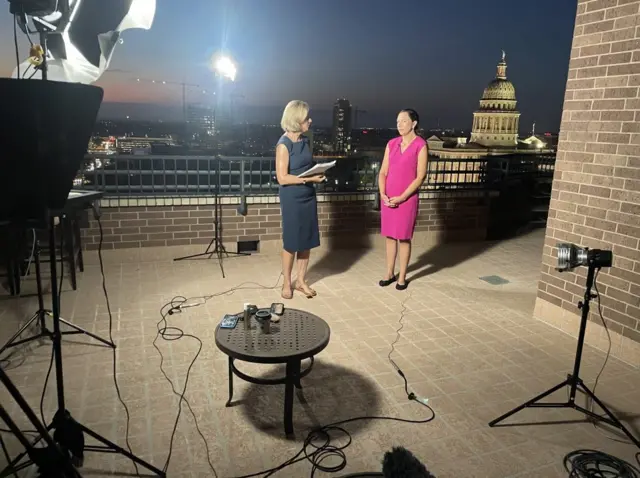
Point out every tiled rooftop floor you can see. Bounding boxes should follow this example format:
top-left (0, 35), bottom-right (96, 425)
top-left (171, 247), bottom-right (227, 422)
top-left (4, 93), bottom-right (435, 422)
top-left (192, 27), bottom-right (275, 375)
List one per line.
top-left (1, 229), bottom-right (639, 477)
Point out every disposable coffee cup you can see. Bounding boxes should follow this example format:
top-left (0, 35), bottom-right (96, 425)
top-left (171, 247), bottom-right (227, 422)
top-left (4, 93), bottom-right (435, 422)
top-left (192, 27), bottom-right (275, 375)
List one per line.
top-left (243, 303), bottom-right (251, 330)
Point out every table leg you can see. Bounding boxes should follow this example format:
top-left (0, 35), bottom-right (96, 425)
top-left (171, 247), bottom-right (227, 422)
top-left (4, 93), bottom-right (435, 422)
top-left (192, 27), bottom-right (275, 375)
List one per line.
top-left (225, 357), bottom-right (234, 407)
top-left (284, 360), bottom-right (301, 436)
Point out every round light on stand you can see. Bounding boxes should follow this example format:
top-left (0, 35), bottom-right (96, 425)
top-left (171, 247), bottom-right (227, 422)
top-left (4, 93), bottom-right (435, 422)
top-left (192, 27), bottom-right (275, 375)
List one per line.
top-left (210, 54), bottom-right (237, 82)
top-left (556, 243), bottom-right (612, 272)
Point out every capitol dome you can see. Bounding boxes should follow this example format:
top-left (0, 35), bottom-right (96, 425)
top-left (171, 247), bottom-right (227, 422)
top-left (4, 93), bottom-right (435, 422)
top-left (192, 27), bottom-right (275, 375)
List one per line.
top-left (477, 51), bottom-right (518, 110)
top-left (482, 78), bottom-right (516, 101)
top-left (470, 51), bottom-right (521, 148)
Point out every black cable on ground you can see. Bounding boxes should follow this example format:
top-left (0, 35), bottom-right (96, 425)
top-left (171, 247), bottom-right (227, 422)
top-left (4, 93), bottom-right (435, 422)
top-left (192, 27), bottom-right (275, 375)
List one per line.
top-left (155, 274), bottom-right (284, 476)
top-left (387, 292), bottom-right (416, 400)
top-left (564, 449), bottom-right (640, 477)
top-left (94, 207), bottom-right (139, 476)
top-left (235, 291), bottom-right (433, 478)
top-left (39, 347), bottom-right (54, 426)
top-left (157, 282), bottom-right (434, 478)
top-left (588, 270), bottom-right (624, 443)
top-left (561, 272), bottom-right (640, 477)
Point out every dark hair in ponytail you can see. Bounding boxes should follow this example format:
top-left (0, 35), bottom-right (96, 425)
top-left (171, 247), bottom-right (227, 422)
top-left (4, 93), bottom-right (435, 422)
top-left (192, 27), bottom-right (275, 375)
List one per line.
top-left (400, 108), bottom-right (421, 136)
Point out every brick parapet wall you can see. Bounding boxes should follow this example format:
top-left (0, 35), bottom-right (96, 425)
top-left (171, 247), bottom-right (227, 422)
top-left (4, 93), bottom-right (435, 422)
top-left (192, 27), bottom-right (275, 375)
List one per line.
top-left (80, 191), bottom-right (492, 251)
top-left (536, 0), bottom-right (640, 355)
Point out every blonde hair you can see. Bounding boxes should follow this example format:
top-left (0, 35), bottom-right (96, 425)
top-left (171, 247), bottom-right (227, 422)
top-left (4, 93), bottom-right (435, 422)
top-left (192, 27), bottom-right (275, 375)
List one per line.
top-left (280, 100), bottom-right (309, 133)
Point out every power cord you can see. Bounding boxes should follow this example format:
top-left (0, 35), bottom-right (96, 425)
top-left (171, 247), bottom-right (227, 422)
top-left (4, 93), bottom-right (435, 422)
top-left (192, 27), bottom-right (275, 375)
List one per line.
top-left (231, 290), bottom-right (434, 478)
top-left (564, 450), bottom-right (640, 477)
top-left (590, 269), bottom-right (610, 401)
top-left (583, 270), bottom-right (633, 445)
top-left (156, 274), bottom-right (284, 476)
top-left (92, 205), bottom-right (139, 476)
top-left (157, 283), bottom-right (434, 477)
top-left (241, 406), bottom-right (434, 478)
top-left (13, 15), bottom-right (20, 79)
top-left (386, 292), bottom-right (427, 405)
top-left (563, 271), bottom-right (640, 476)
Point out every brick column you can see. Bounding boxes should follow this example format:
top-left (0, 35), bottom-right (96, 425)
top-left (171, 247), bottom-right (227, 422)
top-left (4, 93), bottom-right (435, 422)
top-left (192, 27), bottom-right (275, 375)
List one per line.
top-left (534, 0), bottom-right (640, 366)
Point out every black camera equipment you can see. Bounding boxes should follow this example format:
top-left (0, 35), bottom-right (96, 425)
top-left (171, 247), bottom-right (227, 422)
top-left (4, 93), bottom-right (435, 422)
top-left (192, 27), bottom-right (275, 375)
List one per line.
top-left (489, 243), bottom-right (640, 449)
top-left (0, 367), bottom-right (81, 478)
top-left (0, 78), bottom-right (165, 477)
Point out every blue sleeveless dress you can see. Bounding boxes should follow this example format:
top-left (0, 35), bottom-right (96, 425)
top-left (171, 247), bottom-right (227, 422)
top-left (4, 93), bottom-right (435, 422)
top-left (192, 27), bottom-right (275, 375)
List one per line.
top-left (277, 135), bottom-right (320, 253)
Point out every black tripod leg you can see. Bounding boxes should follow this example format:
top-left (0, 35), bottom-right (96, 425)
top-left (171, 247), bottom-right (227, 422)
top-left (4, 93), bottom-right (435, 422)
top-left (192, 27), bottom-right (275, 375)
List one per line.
top-left (56, 316), bottom-right (115, 348)
top-left (489, 378), bottom-right (570, 427)
top-left (0, 434), bottom-right (19, 478)
top-left (577, 383), bottom-right (640, 448)
top-left (0, 369), bottom-right (81, 478)
top-left (213, 183), bottom-right (226, 279)
top-left (172, 237), bottom-right (216, 261)
top-left (216, 241), bottom-right (226, 279)
top-left (79, 424), bottom-right (165, 476)
top-left (0, 312), bottom-right (44, 354)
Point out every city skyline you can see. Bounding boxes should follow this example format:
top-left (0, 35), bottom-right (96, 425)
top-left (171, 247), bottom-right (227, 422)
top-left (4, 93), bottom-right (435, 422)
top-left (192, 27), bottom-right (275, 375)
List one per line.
top-left (0, 0), bottom-right (577, 130)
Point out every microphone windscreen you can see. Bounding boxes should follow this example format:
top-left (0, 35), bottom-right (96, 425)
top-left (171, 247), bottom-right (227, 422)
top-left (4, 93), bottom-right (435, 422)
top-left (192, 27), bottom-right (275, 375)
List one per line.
top-left (382, 447), bottom-right (435, 478)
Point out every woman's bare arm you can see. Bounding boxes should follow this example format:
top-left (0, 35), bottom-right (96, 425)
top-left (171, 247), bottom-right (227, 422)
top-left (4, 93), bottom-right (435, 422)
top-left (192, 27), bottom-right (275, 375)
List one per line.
top-left (378, 145), bottom-right (391, 197)
top-left (275, 144), bottom-right (306, 185)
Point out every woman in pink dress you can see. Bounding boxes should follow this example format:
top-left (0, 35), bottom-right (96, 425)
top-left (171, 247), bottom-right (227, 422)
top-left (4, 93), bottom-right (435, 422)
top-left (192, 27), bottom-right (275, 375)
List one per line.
top-left (378, 109), bottom-right (428, 290)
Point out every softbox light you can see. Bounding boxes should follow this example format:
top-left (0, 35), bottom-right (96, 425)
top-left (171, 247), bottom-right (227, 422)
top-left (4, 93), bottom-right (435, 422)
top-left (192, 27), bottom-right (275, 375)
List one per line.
top-left (11, 0), bottom-right (156, 84)
top-left (9, 0), bottom-right (61, 17)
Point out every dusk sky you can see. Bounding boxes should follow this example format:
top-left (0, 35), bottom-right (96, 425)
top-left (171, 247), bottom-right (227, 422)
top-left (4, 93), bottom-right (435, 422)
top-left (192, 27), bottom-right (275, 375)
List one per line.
top-left (0, 0), bottom-right (577, 130)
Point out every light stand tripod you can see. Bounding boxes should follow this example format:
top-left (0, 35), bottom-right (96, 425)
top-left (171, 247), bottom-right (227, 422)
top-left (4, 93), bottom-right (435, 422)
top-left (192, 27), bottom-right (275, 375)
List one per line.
top-left (488, 248), bottom-right (640, 449)
top-left (1, 217), bottom-right (166, 477)
top-left (0, 230), bottom-right (114, 356)
top-left (1, 71), bottom-right (166, 475)
top-left (173, 157), bottom-right (249, 278)
top-left (0, 366), bottom-right (81, 478)
top-left (1, 23), bottom-right (113, 356)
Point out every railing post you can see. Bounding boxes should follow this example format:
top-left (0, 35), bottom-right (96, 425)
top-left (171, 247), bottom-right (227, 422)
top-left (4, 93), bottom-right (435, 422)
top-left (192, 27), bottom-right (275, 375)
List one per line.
top-left (239, 158), bottom-right (245, 196)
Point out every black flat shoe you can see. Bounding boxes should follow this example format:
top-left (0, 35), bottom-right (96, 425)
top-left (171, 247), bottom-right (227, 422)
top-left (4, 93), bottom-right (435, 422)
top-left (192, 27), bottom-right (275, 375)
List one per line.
top-left (379, 275), bottom-right (396, 287)
top-left (396, 281), bottom-right (409, 291)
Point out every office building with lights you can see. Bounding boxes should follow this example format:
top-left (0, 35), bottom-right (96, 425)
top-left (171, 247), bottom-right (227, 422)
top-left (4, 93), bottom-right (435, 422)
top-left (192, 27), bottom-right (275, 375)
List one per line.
top-left (332, 99), bottom-right (352, 154)
top-left (187, 104), bottom-right (216, 141)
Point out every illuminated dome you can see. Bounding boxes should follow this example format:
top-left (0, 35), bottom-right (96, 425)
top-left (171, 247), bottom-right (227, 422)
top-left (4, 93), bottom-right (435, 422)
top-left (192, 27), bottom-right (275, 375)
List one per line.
top-left (477, 51), bottom-right (518, 111)
top-left (482, 78), bottom-right (516, 101)
top-left (470, 51), bottom-right (521, 148)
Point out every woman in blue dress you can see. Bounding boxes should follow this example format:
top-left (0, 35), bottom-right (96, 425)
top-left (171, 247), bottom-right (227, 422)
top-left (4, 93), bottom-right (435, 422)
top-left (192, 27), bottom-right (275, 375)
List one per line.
top-left (276, 100), bottom-right (325, 299)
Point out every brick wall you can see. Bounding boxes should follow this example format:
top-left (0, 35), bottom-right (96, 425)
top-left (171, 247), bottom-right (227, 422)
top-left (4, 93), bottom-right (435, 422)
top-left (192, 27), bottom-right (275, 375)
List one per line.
top-left (535, 0), bottom-right (640, 361)
top-left (80, 194), bottom-right (490, 251)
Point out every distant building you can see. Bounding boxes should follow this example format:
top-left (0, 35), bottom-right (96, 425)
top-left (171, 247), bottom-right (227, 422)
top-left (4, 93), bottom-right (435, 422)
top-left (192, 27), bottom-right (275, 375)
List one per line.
top-left (428, 51), bottom-right (554, 159)
top-left (470, 50), bottom-right (520, 147)
top-left (187, 103), bottom-right (216, 141)
top-left (116, 136), bottom-right (176, 154)
top-left (332, 99), bottom-right (352, 154)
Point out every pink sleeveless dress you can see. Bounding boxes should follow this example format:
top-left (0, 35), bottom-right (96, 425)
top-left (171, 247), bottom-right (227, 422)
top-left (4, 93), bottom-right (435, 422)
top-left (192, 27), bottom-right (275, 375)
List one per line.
top-left (380, 136), bottom-right (426, 241)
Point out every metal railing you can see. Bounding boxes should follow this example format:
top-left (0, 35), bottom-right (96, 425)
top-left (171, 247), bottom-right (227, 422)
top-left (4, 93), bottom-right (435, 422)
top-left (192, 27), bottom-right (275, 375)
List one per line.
top-left (79, 154), bottom-right (554, 197)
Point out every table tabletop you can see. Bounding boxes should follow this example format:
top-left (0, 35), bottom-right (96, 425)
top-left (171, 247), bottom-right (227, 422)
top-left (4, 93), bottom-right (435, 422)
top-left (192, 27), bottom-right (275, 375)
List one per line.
top-left (215, 308), bottom-right (330, 364)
